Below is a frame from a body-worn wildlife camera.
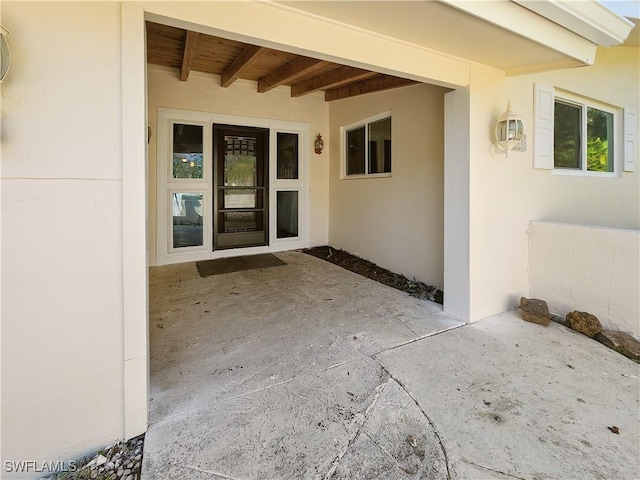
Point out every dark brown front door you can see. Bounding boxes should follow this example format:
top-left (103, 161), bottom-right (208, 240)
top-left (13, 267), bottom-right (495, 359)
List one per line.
top-left (213, 124), bottom-right (269, 250)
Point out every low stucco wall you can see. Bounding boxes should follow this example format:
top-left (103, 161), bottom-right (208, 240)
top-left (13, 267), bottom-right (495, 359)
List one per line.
top-left (528, 221), bottom-right (640, 338)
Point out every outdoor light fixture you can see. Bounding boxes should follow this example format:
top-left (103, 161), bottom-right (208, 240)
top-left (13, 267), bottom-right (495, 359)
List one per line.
top-left (314, 133), bottom-right (324, 154)
top-left (492, 101), bottom-right (526, 157)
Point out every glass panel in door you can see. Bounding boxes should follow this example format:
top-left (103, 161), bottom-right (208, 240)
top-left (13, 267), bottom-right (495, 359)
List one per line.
top-left (213, 125), bottom-right (269, 249)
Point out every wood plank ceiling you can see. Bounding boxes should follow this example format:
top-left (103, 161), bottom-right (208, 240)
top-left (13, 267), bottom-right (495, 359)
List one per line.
top-left (146, 22), bottom-right (419, 101)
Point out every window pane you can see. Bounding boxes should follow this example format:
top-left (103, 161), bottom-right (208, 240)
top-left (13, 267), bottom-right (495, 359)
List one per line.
top-left (172, 192), bottom-right (203, 248)
top-left (224, 136), bottom-right (257, 186)
top-left (222, 189), bottom-right (259, 209)
top-left (277, 133), bottom-right (299, 179)
top-left (346, 126), bottom-right (365, 175)
top-left (554, 101), bottom-right (581, 169)
top-left (173, 124), bottom-right (203, 179)
top-left (368, 117), bottom-right (392, 174)
top-left (219, 211), bottom-right (263, 233)
top-left (587, 107), bottom-right (614, 172)
top-left (277, 191), bottom-right (299, 238)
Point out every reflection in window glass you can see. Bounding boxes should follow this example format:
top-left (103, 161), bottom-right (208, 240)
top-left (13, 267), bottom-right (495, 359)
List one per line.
top-left (220, 211), bottom-right (262, 233)
top-left (172, 192), bottom-right (203, 248)
top-left (277, 191), bottom-right (298, 238)
top-left (222, 189), bottom-right (258, 209)
top-left (277, 133), bottom-right (299, 179)
top-left (173, 124), bottom-right (203, 179)
top-left (224, 136), bottom-right (257, 186)
top-left (554, 101), bottom-right (581, 169)
top-left (346, 126), bottom-right (365, 175)
top-left (368, 117), bottom-right (392, 174)
top-left (586, 107), bottom-right (614, 172)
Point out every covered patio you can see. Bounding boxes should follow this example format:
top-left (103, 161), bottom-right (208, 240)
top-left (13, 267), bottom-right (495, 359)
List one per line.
top-left (143, 252), bottom-right (639, 479)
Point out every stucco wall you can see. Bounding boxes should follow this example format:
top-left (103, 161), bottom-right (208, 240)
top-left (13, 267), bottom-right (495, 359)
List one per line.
top-left (1, 2), bottom-right (127, 477)
top-left (147, 66), bottom-right (330, 265)
top-left (529, 221), bottom-right (640, 337)
top-left (328, 83), bottom-right (448, 288)
top-left (464, 46), bottom-right (639, 322)
top-left (505, 46), bottom-right (640, 229)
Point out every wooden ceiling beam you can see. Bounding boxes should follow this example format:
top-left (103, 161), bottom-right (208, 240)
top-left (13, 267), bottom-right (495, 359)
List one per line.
top-left (290, 66), bottom-right (377, 97)
top-left (179, 31), bottom-right (200, 82)
top-left (258, 57), bottom-right (329, 93)
top-left (324, 75), bottom-right (419, 101)
top-left (221, 45), bottom-right (264, 87)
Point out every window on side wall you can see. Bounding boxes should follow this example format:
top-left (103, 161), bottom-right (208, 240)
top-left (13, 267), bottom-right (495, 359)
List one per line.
top-left (554, 97), bottom-right (615, 173)
top-left (534, 83), bottom-right (637, 175)
top-left (343, 113), bottom-right (392, 178)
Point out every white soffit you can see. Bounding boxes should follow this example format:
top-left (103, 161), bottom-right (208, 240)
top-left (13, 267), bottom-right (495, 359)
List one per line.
top-left (513, 0), bottom-right (635, 47)
top-left (280, 1), bottom-right (598, 73)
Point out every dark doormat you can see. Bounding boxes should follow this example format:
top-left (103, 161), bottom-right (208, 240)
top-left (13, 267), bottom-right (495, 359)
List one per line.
top-left (196, 253), bottom-right (286, 277)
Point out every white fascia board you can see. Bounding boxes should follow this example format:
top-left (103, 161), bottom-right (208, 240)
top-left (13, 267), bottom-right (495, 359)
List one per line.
top-left (441, 0), bottom-right (598, 65)
top-left (514, 0), bottom-right (635, 47)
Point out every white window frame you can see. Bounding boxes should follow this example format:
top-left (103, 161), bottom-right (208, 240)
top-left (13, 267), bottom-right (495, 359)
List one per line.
top-left (552, 90), bottom-right (621, 178)
top-left (534, 83), bottom-right (636, 176)
top-left (341, 111), bottom-right (392, 179)
top-left (156, 108), bottom-right (310, 265)
top-left (269, 125), bottom-right (308, 250)
top-left (157, 111), bottom-right (213, 264)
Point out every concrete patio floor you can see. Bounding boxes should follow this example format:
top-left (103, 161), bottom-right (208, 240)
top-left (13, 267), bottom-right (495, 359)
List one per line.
top-left (143, 251), bottom-right (640, 480)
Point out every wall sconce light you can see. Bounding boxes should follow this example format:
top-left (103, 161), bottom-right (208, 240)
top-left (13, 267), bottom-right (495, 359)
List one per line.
top-left (492, 101), bottom-right (526, 157)
top-left (314, 133), bottom-right (324, 154)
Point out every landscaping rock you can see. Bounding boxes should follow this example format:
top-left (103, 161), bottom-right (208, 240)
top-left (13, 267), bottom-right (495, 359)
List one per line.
top-left (596, 330), bottom-right (640, 361)
top-left (566, 311), bottom-right (602, 338)
top-left (519, 297), bottom-right (551, 326)
top-left (48, 433), bottom-right (144, 480)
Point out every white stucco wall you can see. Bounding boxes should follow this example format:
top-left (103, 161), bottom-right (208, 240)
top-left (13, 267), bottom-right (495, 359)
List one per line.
top-left (505, 46), bottom-right (640, 229)
top-left (464, 45), bottom-right (639, 322)
top-left (529, 221), bottom-right (640, 337)
top-left (1, 3), bottom-right (136, 478)
top-left (328, 83), bottom-right (448, 288)
top-left (146, 66), bottom-right (330, 265)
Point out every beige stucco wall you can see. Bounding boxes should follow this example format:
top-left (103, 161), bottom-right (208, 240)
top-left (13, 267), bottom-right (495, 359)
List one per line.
top-left (147, 66), bottom-right (330, 265)
top-left (464, 46), bottom-right (639, 322)
top-left (506, 46), bottom-right (640, 229)
top-left (328, 84), bottom-right (448, 288)
top-left (529, 221), bottom-right (640, 337)
top-left (1, 2), bottom-right (129, 478)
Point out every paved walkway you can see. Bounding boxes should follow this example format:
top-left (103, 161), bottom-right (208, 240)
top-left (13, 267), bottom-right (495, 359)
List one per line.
top-left (143, 252), bottom-right (639, 480)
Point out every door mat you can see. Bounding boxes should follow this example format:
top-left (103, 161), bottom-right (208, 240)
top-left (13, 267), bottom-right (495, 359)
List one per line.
top-left (196, 253), bottom-right (286, 277)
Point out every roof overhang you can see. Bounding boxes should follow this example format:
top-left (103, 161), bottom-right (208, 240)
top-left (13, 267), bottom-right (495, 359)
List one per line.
top-left (136, 0), bottom-right (636, 88)
top-left (440, 0), bottom-right (634, 70)
top-left (513, 0), bottom-right (635, 47)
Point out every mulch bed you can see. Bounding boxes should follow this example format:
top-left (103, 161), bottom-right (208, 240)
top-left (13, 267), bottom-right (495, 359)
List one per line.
top-left (301, 246), bottom-right (443, 305)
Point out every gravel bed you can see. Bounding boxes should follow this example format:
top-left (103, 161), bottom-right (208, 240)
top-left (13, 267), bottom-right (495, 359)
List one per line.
top-left (46, 434), bottom-right (144, 480)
